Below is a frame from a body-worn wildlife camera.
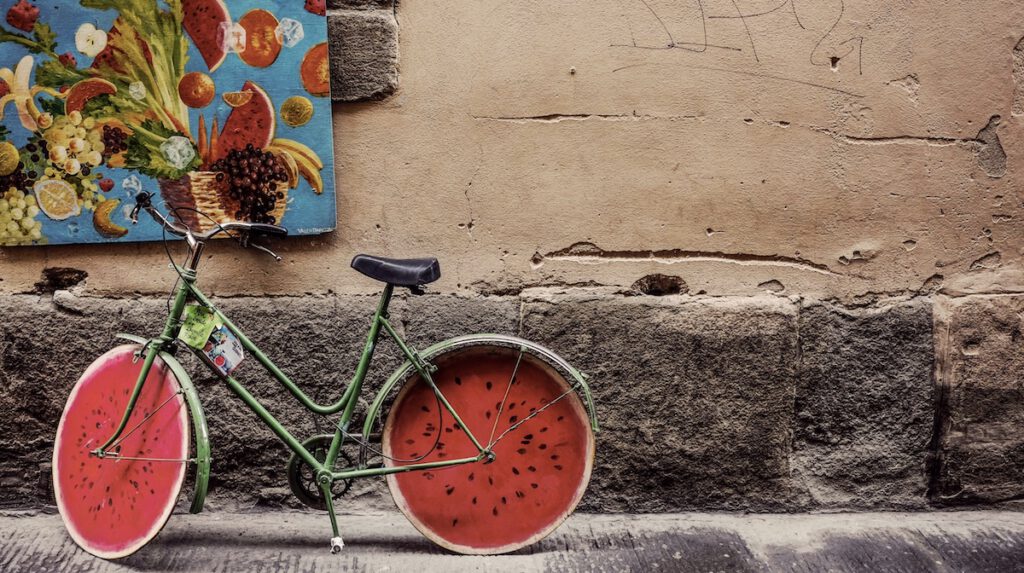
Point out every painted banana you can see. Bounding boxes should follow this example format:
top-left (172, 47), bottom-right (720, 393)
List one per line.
top-left (266, 147), bottom-right (299, 189)
top-left (269, 138), bottom-right (324, 194)
top-left (271, 138), bottom-right (324, 170)
top-left (267, 143), bottom-right (323, 194)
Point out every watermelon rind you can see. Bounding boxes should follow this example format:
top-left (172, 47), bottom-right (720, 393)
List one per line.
top-left (52, 345), bottom-right (189, 560)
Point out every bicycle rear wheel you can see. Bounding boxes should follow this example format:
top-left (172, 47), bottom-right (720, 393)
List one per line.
top-left (383, 342), bottom-right (594, 554)
top-left (53, 345), bottom-right (189, 559)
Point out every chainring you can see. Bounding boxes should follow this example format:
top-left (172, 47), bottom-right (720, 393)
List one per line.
top-left (287, 435), bottom-right (354, 510)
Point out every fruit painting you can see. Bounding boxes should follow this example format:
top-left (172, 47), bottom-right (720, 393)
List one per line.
top-left (0, 0), bottom-right (335, 246)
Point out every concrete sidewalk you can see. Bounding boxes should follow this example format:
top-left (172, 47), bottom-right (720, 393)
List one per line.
top-left (1, 510), bottom-right (1023, 572)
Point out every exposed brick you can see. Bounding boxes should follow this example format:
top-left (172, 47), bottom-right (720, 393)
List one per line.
top-left (327, 9), bottom-right (398, 102)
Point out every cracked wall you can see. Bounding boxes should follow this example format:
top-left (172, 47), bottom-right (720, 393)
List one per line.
top-left (2, 0), bottom-right (1024, 302)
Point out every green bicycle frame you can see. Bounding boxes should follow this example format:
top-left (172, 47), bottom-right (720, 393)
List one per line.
top-left (95, 266), bottom-right (492, 490)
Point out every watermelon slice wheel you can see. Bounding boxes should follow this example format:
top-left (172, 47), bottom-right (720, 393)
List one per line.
top-left (53, 345), bottom-right (190, 559)
top-left (383, 344), bottom-right (595, 554)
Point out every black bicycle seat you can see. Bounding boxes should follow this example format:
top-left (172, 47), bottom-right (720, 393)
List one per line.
top-left (351, 254), bottom-right (441, 287)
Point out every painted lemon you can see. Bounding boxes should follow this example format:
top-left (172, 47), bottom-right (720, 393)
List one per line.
top-left (0, 141), bottom-right (19, 176)
top-left (178, 72), bottom-right (216, 108)
top-left (280, 96), bottom-right (313, 127)
top-left (92, 198), bottom-right (127, 238)
top-left (34, 179), bottom-right (80, 221)
top-left (222, 91), bottom-right (253, 108)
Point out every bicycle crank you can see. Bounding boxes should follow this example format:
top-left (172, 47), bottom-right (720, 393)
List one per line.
top-left (287, 435), bottom-right (354, 510)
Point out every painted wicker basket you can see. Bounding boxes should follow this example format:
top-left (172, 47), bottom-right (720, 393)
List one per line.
top-left (158, 171), bottom-right (287, 233)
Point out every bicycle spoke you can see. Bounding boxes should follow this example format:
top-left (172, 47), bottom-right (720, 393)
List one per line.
top-left (489, 382), bottom-right (581, 447)
top-left (487, 347), bottom-right (524, 446)
top-left (101, 453), bottom-right (194, 463)
top-left (106, 390), bottom-right (184, 451)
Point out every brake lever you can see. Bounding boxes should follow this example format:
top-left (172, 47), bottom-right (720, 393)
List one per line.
top-left (251, 242), bottom-right (282, 262)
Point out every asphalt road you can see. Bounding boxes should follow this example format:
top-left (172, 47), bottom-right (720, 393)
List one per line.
top-left (2, 510), bottom-right (1023, 572)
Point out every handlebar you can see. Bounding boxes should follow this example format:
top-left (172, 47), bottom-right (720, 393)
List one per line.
top-left (130, 192), bottom-right (288, 260)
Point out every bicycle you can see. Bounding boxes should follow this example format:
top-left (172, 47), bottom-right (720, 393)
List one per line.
top-left (51, 192), bottom-right (599, 559)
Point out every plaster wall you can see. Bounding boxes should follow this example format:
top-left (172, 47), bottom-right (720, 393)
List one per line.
top-left (2, 0), bottom-right (1023, 300)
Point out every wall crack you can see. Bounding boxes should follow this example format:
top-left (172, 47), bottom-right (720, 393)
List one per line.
top-left (472, 112), bottom-right (702, 124)
top-left (813, 115), bottom-right (1005, 178)
top-left (539, 242), bottom-right (838, 276)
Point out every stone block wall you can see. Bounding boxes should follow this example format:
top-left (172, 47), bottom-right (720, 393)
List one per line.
top-left (2, 288), bottom-right (1022, 513)
top-left (327, 0), bottom-right (399, 102)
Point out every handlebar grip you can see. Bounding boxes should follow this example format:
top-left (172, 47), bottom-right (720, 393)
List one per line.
top-left (246, 223), bottom-right (288, 237)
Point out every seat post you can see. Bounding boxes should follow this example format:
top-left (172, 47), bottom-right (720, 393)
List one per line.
top-left (375, 283), bottom-right (395, 319)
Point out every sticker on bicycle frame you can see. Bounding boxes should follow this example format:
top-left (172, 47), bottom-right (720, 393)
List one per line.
top-left (178, 305), bottom-right (217, 349)
top-left (203, 323), bottom-right (244, 376)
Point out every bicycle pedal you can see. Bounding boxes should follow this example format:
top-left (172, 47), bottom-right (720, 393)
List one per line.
top-left (330, 536), bottom-right (344, 554)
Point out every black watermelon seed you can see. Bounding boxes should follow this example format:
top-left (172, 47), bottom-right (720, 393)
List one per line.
top-left (531, 483), bottom-right (539, 489)
top-left (512, 467), bottom-right (520, 475)
top-left (509, 415), bottom-right (518, 423)
top-left (517, 448), bottom-right (527, 454)
top-left (509, 403), bottom-right (516, 411)
top-left (455, 377), bottom-right (462, 385)
top-left (539, 444), bottom-right (548, 450)
top-left (405, 439), bottom-right (415, 445)
top-left (524, 434), bottom-right (533, 440)
top-left (501, 496), bottom-right (507, 504)
top-left (485, 411), bottom-right (491, 419)
top-left (551, 454), bottom-right (560, 460)
top-left (421, 405), bottom-right (430, 413)
top-left (486, 381), bottom-right (493, 390)
top-left (446, 486), bottom-right (454, 495)
top-left (492, 507), bottom-right (498, 516)
top-left (557, 416), bottom-right (565, 421)
top-left (488, 476), bottom-right (494, 486)
top-left (540, 427), bottom-right (548, 433)
top-left (528, 466), bottom-right (536, 472)
top-left (472, 496), bottom-right (477, 504)
top-left (452, 518), bottom-right (458, 526)
top-left (516, 490), bottom-right (525, 498)
top-left (554, 465), bottom-right (563, 470)
top-left (468, 473), bottom-right (474, 481)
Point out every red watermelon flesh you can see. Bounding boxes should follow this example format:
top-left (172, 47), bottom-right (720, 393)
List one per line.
top-left (212, 80), bottom-right (274, 162)
top-left (384, 347), bottom-right (594, 554)
top-left (53, 346), bottom-right (188, 559)
top-left (182, 0), bottom-right (230, 72)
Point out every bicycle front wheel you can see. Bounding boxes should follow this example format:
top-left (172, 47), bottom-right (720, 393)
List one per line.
top-left (383, 342), bottom-right (594, 554)
top-left (52, 345), bottom-right (189, 559)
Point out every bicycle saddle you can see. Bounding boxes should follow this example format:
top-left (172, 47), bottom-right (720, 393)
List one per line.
top-left (350, 254), bottom-right (441, 287)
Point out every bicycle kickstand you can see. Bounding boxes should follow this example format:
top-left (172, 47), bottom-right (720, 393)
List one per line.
top-left (320, 481), bottom-right (344, 554)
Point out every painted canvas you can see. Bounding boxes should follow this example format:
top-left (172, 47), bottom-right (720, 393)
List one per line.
top-left (0, 0), bottom-right (335, 246)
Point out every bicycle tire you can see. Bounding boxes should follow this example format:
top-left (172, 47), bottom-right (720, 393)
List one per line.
top-left (52, 345), bottom-right (189, 559)
top-left (382, 342), bottom-right (594, 554)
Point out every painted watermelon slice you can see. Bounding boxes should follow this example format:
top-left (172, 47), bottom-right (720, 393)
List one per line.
top-left (212, 80), bottom-right (275, 162)
top-left (182, 0), bottom-right (230, 72)
top-left (383, 345), bottom-right (594, 554)
top-left (53, 345), bottom-right (189, 559)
